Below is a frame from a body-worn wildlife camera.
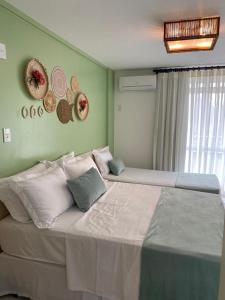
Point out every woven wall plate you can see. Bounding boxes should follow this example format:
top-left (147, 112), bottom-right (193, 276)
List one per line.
top-left (51, 66), bottom-right (67, 99)
top-left (57, 99), bottom-right (74, 124)
top-left (66, 88), bottom-right (74, 104)
top-left (25, 58), bottom-right (49, 100)
top-left (71, 75), bottom-right (80, 92)
top-left (75, 92), bottom-right (89, 121)
top-left (43, 90), bottom-right (57, 113)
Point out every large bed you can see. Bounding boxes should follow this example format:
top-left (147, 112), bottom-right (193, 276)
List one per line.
top-left (0, 181), bottom-right (224, 300)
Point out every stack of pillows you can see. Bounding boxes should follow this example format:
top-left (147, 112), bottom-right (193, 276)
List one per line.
top-left (0, 147), bottom-right (125, 229)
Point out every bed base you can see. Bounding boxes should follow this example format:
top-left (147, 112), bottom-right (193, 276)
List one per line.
top-left (0, 253), bottom-right (106, 300)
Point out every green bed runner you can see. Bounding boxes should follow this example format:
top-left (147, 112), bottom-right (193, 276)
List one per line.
top-left (139, 187), bottom-right (224, 300)
top-left (175, 173), bottom-right (220, 194)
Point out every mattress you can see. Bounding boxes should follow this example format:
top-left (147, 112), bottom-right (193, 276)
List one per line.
top-left (0, 206), bottom-right (83, 265)
top-left (0, 181), bottom-right (114, 265)
top-left (104, 167), bottom-right (178, 187)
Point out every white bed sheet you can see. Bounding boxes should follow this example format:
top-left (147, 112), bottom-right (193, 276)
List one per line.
top-left (66, 182), bottom-right (161, 300)
top-left (0, 181), bottom-right (114, 265)
top-left (103, 167), bottom-right (178, 187)
top-left (0, 206), bottom-right (83, 265)
top-left (0, 252), bottom-right (108, 300)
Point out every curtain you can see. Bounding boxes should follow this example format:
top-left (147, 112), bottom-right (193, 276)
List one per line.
top-left (184, 69), bottom-right (225, 195)
top-left (153, 72), bottom-right (189, 171)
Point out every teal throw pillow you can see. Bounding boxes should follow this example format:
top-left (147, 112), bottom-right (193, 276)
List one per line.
top-left (67, 167), bottom-right (106, 212)
top-left (108, 158), bottom-right (125, 176)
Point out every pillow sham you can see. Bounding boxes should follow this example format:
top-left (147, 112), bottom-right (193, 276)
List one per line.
top-left (0, 200), bottom-right (9, 221)
top-left (41, 151), bottom-right (75, 168)
top-left (92, 146), bottom-right (113, 175)
top-left (63, 156), bottom-right (102, 179)
top-left (108, 158), bottom-right (125, 176)
top-left (0, 163), bottom-right (47, 223)
top-left (67, 167), bottom-right (106, 212)
top-left (10, 167), bottom-right (74, 228)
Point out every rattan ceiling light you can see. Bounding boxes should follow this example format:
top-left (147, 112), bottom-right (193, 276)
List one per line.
top-left (164, 17), bottom-right (220, 53)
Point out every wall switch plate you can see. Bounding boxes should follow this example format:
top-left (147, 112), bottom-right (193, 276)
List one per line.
top-left (0, 43), bottom-right (7, 60)
top-left (2, 128), bottom-right (11, 143)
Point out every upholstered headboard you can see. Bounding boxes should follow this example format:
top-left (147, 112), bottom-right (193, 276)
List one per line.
top-left (0, 200), bottom-right (9, 221)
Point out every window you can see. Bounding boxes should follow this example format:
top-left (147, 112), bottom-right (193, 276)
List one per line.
top-left (185, 73), bottom-right (225, 194)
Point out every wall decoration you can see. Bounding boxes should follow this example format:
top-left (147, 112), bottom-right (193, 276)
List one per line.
top-left (30, 105), bottom-right (36, 118)
top-left (25, 58), bottom-right (49, 100)
top-left (57, 99), bottom-right (74, 124)
top-left (21, 105), bottom-right (44, 119)
top-left (66, 88), bottom-right (74, 104)
top-left (21, 106), bottom-right (29, 119)
top-left (43, 90), bottom-right (56, 113)
top-left (75, 92), bottom-right (89, 121)
top-left (71, 75), bottom-right (80, 92)
top-left (37, 106), bottom-right (44, 117)
top-left (51, 66), bottom-right (67, 98)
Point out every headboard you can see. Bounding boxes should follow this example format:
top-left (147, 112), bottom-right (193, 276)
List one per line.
top-left (0, 200), bottom-right (9, 221)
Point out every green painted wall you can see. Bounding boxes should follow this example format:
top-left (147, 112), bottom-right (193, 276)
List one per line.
top-left (107, 69), bottom-right (114, 153)
top-left (0, 1), bottom-right (114, 177)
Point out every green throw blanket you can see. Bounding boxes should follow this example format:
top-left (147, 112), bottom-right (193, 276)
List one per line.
top-left (139, 187), bottom-right (224, 300)
top-left (175, 173), bottom-right (220, 194)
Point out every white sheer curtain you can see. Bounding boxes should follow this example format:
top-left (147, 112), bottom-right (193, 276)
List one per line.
top-left (184, 69), bottom-right (225, 194)
top-left (153, 72), bottom-right (189, 171)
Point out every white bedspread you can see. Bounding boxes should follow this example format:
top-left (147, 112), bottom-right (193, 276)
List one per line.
top-left (0, 207), bottom-right (83, 265)
top-left (66, 182), bottom-right (161, 300)
top-left (103, 167), bottom-right (178, 187)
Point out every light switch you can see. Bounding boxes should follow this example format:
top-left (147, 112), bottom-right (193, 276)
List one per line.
top-left (0, 43), bottom-right (7, 60)
top-left (2, 128), bottom-right (11, 143)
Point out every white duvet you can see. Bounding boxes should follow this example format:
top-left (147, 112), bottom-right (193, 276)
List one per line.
top-left (103, 167), bottom-right (178, 187)
top-left (65, 182), bottom-right (161, 300)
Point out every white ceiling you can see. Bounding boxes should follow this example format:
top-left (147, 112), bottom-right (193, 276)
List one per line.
top-left (6, 0), bottom-right (225, 70)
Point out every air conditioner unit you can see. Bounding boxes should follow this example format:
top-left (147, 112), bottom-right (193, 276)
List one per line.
top-left (119, 75), bottom-right (156, 91)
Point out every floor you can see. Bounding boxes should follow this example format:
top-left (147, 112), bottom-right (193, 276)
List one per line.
top-left (0, 296), bottom-right (29, 299)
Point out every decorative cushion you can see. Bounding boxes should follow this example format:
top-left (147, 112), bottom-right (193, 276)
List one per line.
top-left (108, 158), bottom-right (125, 176)
top-left (67, 168), bottom-right (106, 212)
top-left (92, 146), bottom-right (113, 175)
top-left (0, 163), bottom-right (47, 223)
top-left (10, 167), bottom-right (74, 228)
top-left (63, 156), bottom-right (102, 179)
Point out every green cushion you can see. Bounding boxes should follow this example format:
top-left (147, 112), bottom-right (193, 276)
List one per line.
top-left (108, 158), bottom-right (125, 176)
top-left (67, 167), bottom-right (106, 212)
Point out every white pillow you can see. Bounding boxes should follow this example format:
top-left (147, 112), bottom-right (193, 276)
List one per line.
top-left (63, 156), bottom-right (101, 179)
top-left (75, 150), bottom-right (93, 160)
top-left (92, 146), bottom-right (113, 175)
top-left (0, 163), bottom-right (47, 223)
top-left (41, 151), bottom-right (75, 168)
top-left (10, 167), bottom-right (73, 229)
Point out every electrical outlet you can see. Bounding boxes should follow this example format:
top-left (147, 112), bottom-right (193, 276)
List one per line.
top-left (2, 128), bottom-right (11, 143)
top-left (0, 43), bottom-right (7, 60)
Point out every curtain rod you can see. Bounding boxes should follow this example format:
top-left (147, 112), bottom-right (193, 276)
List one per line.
top-left (153, 65), bottom-right (225, 73)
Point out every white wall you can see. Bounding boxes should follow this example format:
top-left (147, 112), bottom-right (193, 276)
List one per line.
top-left (114, 70), bottom-right (156, 169)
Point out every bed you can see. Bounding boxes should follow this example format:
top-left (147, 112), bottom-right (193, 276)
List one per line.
top-left (103, 167), bottom-right (221, 194)
top-left (0, 181), bottom-right (224, 300)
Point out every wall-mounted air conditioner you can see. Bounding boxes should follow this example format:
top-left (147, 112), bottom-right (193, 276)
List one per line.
top-left (119, 75), bottom-right (156, 91)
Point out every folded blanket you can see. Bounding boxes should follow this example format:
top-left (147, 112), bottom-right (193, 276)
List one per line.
top-left (175, 173), bottom-right (220, 194)
top-left (140, 187), bottom-right (224, 300)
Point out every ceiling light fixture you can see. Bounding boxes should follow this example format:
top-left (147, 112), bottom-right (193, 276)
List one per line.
top-left (164, 17), bottom-right (220, 53)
